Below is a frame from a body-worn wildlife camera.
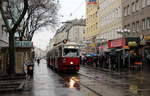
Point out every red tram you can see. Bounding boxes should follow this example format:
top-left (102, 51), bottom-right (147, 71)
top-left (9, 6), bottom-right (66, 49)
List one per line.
top-left (47, 42), bottom-right (80, 72)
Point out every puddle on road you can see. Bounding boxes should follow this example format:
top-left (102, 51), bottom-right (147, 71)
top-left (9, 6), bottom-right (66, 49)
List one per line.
top-left (59, 74), bottom-right (81, 90)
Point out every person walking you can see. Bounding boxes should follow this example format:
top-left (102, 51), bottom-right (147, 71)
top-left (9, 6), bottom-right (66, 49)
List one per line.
top-left (37, 58), bottom-right (40, 66)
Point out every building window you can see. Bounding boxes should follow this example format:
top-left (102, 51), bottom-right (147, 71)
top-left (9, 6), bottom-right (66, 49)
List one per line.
top-left (136, 21), bottom-right (140, 32)
top-left (147, 0), bottom-right (150, 5)
top-left (136, 0), bottom-right (140, 11)
top-left (147, 17), bottom-right (150, 29)
top-left (124, 25), bottom-right (127, 29)
top-left (142, 0), bottom-right (146, 8)
top-left (132, 23), bottom-right (136, 32)
top-left (142, 19), bottom-right (146, 30)
top-left (127, 24), bottom-right (130, 29)
top-left (132, 2), bottom-right (136, 12)
top-left (124, 7), bottom-right (127, 16)
top-left (127, 5), bottom-right (130, 15)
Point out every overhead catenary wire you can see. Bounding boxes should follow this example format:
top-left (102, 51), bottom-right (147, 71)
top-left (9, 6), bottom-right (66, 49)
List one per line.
top-left (60, 0), bottom-right (85, 20)
top-left (69, 0), bottom-right (85, 17)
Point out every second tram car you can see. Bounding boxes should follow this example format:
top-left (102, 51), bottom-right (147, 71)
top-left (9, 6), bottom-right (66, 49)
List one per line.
top-left (47, 42), bottom-right (80, 72)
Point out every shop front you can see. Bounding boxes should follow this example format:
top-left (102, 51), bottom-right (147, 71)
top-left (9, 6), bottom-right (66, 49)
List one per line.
top-left (142, 35), bottom-right (150, 72)
top-left (107, 37), bottom-right (141, 72)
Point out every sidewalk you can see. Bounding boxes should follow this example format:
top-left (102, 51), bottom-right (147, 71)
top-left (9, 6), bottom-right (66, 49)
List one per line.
top-left (0, 73), bottom-right (32, 94)
top-left (82, 65), bottom-right (150, 82)
top-left (81, 65), bottom-right (150, 96)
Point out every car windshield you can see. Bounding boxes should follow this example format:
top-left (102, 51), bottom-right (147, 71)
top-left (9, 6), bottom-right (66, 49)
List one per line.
top-left (63, 49), bottom-right (79, 57)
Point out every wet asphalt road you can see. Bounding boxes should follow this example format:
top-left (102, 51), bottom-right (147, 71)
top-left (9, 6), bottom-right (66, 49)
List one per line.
top-left (1, 59), bottom-right (150, 96)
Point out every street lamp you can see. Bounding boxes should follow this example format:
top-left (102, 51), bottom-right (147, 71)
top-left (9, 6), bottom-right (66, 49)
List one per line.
top-left (96, 36), bottom-right (106, 55)
top-left (116, 29), bottom-right (131, 37)
top-left (116, 28), bottom-right (131, 73)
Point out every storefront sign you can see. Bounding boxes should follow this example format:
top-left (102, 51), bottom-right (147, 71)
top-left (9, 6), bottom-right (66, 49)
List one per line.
top-left (89, 43), bottom-right (96, 47)
top-left (15, 41), bottom-right (33, 47)
top-left (87, 0), bottom-right (97, 4)
top-left (144, 35), bottom-right (150, 40)
top-left (108, 38), bottom-right (125, 48)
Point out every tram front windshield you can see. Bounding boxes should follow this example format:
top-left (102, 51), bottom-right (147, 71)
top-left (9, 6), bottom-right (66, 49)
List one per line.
top-left (63, 48), bottom-right (79, 57)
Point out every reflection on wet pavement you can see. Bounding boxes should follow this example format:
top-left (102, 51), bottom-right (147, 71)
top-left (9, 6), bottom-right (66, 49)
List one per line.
top-left (79, 66), bottom-right (150, 96)
top-left (2, 60), bottom-right (150, 96)
top-left (33, 60), bottom-right (99, 96)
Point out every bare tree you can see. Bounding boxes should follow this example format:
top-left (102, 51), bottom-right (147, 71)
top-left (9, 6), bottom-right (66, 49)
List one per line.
top-left (0, 0), bottom-right (28, 74)
top-left (20, 0), bottom-right (59, 41)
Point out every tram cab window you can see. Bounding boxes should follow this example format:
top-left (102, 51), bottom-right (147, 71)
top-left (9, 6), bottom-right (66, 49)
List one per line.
top-left (63, 49), bottom-right (79, 57)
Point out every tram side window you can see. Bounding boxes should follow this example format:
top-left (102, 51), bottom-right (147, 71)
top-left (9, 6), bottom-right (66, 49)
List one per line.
top-left (63, 49), bottom-right (79, 57)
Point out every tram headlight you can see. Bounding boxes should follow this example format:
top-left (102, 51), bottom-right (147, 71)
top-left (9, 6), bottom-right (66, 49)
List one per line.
top-left (70, 62), bottom-right (73, 65)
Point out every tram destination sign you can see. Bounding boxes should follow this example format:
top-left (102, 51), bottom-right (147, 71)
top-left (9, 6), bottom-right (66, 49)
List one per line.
top-left (15, 41), bottom-right (33, 47)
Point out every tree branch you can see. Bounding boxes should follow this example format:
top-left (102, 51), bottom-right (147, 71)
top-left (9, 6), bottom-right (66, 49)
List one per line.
top-left (12, 0), bottom-right (28, 32)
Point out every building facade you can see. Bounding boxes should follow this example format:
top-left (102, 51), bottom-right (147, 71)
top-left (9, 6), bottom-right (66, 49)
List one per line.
top-left (0, 13), bottom-right (9, 73)
top-left (122, 0), bottom-right (150, 38)
top-left (85, 0), bottom-right (100, 53)
top-left (122, 0), bottom-right (150, 71)
top-left (85, 0), bottom-right (99, 41)
top-left (53, 19), bottom-right (85, 45)
top-left (97, 0), bottom-right (123, 51)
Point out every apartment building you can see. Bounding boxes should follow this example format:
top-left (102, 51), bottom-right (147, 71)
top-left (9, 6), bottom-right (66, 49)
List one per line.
top-left (122, 0), bottom-right (150, 38)
top-left (85, 0), bottom-right (100, 53)
top-left (98, 0), bottom-right (123, 51)
top-left (85, 0), bottom-right (99, 41)
top-left (122, 0), bottom-right (150, 71)
top-left (53, 19), bottom-right (85, 46)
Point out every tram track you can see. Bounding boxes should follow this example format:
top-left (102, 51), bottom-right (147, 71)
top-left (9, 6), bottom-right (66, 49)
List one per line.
top-left (77, 82), bottom-right (103, 96)
top-left (56, 67), bottom-right (129, 96)
top-left (79, 68), bottom-right (129, 86)
top-left (64, 75), bottom-right (103, 96)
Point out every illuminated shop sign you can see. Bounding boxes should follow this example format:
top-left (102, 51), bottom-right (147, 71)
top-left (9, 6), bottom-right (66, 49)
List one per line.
top-left (108, 38), bottom-right (125, 48)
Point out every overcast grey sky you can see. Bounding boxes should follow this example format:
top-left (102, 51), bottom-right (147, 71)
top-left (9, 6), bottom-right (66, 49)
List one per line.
top-left (32, 0), bottom-right (86, 50)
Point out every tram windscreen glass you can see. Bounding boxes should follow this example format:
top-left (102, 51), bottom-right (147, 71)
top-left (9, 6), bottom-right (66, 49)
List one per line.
top-left (63, 49), bottom-right (79, 57)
